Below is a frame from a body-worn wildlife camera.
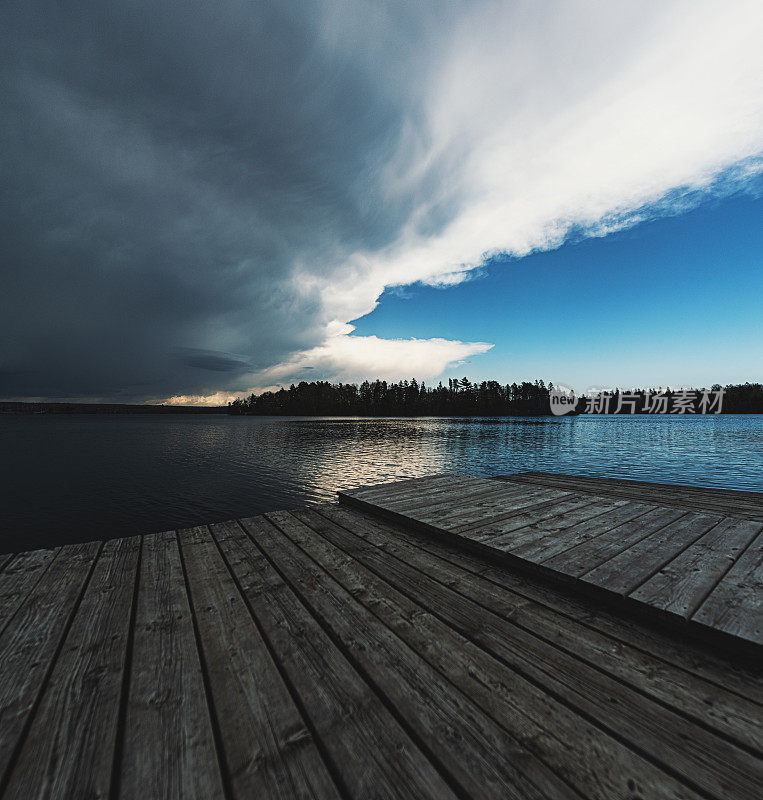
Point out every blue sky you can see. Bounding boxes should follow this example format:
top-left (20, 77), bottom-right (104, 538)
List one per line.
top-left (352, 189), bottom-right (763, 392)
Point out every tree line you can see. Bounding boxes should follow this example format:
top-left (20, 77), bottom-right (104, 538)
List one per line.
top-left (227, 379), bottom-right (763, 416)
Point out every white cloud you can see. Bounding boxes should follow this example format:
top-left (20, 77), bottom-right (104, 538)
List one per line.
top-left (278, 0), bottom-right (763, 376)
top-left (249, 331), bottom-right (493, 387)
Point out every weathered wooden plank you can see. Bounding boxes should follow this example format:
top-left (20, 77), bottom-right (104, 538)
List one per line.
top-left (0, 541), bottom-right (101, 785)
top-left (345, 474), bottom-right (476, 504)
top-left (253, 511), bottom-right (575, 800)
top-left (213, 517), bottom-right (457, 800)
top-left (519, 472), bottom-right (763, 508)
top-left (345, 480), bottom-right (515, 531)
top-left (409, 486), bottom-right (571, 530)
top-left (341, 475), bottom-right (492, 519)
top-left (316, 506), bottom-right (763, 751)
top-left (346, 472), bottom-right (467, 498)
top-left (632, 518), bottom-right (763, 619)
top-left (344, 474), bottom-right (548, 511)
top-left (542, 507), bottom-right (689, 577)
top-left (505, 472), bottom-right (758, 503)
top-left (341, 480), bottom-right (572, 549)
top-left (119, 531), bottom-right (225, 800)
top-left (454, 494), bottom-right (599, 536)
top-left (4, 537), bottom-right (140, 800)
top-left (503, 473), bottom-right (657, 498)
top-left (363, 501), bottom-right (763, 704)
top-left (307, 506), bottom-right (763, 799)
top-left (504, 501), bottom-right (651, 561)
top-left (179, 524), bottom-right (340, 800)
top-left (345, 473), bottom-right (762, 648)
top-left (480, 551), bottom-right (763, 705)
top-left (583, 512), bottom-right (724, 595)
top-left (382, 478), bottom-right (539, 515)
top-left (289, 507), bottom-right (708, 800)
top-left (412, 485), bottom-right (576, 528)
top-left (533, 505), bottom-right (653, 561)
top-left (380, 473), bottom-right (497, 500)
top-left (692, 528), bottom-right (763, 645)
top-left (500, 474), bottom-right (763, 521)
top-left (0, 548), bottom-right (60, 634)
top-left (480, 499), bottom-right (632, 554)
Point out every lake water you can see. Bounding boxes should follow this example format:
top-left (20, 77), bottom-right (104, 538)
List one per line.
top-left (1, 413), bottom-right (761, 552)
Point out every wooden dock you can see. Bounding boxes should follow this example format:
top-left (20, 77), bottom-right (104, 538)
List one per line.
top-left (341, 473), bottom-right (763, 648)
top-left (0, 475), bottom-right (761, 799)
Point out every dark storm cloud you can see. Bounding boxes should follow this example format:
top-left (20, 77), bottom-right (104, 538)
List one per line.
top-left (173, 348), bottom-right (251, 373)
top-left (0, 1), bottom-right (443, 400)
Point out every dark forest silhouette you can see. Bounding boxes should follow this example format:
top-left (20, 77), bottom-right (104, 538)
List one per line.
top-left (227, 379), bottom-right (763, 416)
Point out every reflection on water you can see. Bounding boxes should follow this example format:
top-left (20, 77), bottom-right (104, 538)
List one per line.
top-left (1, 413), bottom-right (761, 551)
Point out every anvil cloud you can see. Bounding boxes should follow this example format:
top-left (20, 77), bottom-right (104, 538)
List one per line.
top-left (1, 1), bottom-right (761, 401)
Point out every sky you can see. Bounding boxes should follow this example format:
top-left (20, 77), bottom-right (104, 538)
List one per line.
top-left (1, 1), bottom-right (762, 404)
top-left (353, 190), bottom-right (763, 393)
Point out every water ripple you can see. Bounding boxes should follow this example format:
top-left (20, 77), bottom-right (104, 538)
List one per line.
top-left (1, 414), bottom-right (761, 551)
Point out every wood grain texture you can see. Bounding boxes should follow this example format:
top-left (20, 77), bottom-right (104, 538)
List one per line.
top-left (257, 510), bottom-right (575, 800)
top-left (343, 475), bottom-right (763, 646)
top-left (582, 512), bottom-right (723, 595)
top-left (457, 495), bottom-right (600, 539)
top-left (410, 486), bottom-right (570, 529)
top-left (507, 500), bottom-right (650, 561)
top-left (344, 472), bottom-right (461, 498)
top-left (632, 518), bottom-right (763, 618)
top-left (515, 473), bottom-right (763, 507)
top-left (383, 478), bottom-right (540, 516)
top-left (344, 474), bottom-right (477, 505)
top-left (336, 504), bottom-right (763, 704)
top-left (308, 506), bottom-right (762, 800)
top-left (4, 536), bottom-right (140, 800)
top-left (542, 507), bottom-right (689, 577)
top-left (0, 548), bottom-right (60, 634)
top-left (498, 473), bottom-right (763, 521)
top-left (119, 531), bottom-right (224, 800)
top-left (691, 528), bottom-right (763, 644)
top-left (0, 541), bottom-right (100, 785)
top-left (319, 504), bottom-right (763, 754)
top-left (179, 524), bottom-right (340, 800)
top-left (292, 507), bottom-right (708, 800)
top-left (217, 516), bottom-right (456, 800)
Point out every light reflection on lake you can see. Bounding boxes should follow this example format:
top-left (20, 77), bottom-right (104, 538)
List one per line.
top-left (1, 413), bottom-right (761, 551)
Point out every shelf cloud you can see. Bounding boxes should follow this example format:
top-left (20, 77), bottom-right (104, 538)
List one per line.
top-left (1, 0), bottom-right (761, 401)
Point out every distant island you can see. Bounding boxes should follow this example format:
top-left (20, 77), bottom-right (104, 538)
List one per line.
top-left (228, 379), bottom-right (763, 416)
